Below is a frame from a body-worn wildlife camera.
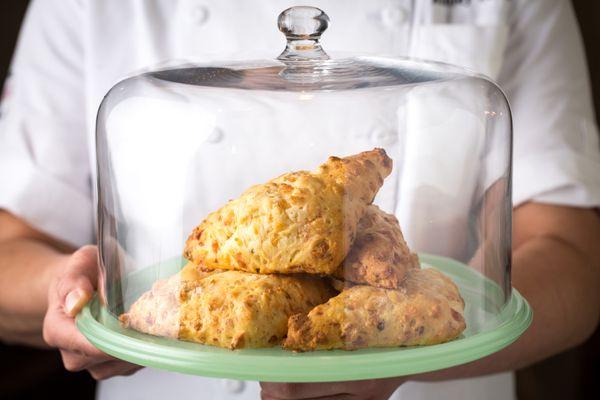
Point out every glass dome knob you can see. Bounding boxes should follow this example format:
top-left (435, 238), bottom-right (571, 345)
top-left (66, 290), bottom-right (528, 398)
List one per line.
top-left (277, 6), bottom-right (330, 61)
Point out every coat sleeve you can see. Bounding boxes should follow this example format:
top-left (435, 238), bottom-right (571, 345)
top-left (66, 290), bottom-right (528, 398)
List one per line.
top-left (0, 0), bottom-right (93, 246)
top-left (497, 0), bottom-right (600, 207)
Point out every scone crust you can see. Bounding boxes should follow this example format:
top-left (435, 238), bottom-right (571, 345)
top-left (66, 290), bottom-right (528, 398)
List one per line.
top-left (284, 268), bottom-right (466, 351)
top-left (184, 149), bottom-right (392, 275)
top-left (334, 205), bottom-right (420, 289)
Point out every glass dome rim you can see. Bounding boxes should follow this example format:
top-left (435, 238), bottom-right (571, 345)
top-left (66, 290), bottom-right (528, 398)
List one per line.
top-left (122, 52), bottom-right (501, 93)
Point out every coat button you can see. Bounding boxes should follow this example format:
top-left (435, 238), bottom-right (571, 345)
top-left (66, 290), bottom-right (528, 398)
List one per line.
top-left (370, 127), bottom-right (398, 145)
top-left (222, 379), bottom-right (246, 394)
top-left (206, 127), bottom-right (224, 143)
top-left (380, 6), bottom-right (408, 27)
top-left (190, 4), bottom-right (210, 25)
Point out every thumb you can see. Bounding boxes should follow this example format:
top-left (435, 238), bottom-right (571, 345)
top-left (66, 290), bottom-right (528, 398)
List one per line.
top-left (54, 245), bottom-right (99, 317)
top-left (64, 288), bottom-right (93, 317)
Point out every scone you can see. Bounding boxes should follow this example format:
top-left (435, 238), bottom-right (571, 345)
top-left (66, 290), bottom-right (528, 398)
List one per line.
top-left (334, 205), bottom-right (420, 289)
top-left (119, 262), bottom-right (218, 339)
top-left (183, 148), bottom-right (393, 275)
top-left (284, 268), bottom-right (466, 351)
top-left (121, 269), bottom-right (335, 349)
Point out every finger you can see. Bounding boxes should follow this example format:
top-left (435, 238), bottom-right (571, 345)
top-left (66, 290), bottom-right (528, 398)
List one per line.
top-left (50, 246), bottom-right (99, 316)
top-left (61, 350), bottom-right (138, 375)
top-left (61, 245), bottom-right (99, 288)
top-left (259, 382), bottom-right (361, 399)
top-left (88, 360), bottom-right (143, 380)
top-left (64, 288), bottom-right (92, 317)
top-left (61, 349), bottom-right (113, 372)
top-left (43, 306), bottom-right (112, 361)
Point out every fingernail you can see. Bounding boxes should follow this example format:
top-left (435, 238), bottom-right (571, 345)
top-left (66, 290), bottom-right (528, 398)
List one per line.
top-left (65, 289), bottom-right (86, 316)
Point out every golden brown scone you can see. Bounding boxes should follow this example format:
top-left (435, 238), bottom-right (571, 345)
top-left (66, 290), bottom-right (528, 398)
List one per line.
top-left (284, 268), bottom-right (466, 351)
top-left (334, 205), bottom-right (420, 289)
top-left (184, 148), bottom-right (393, 275)
top-left (122, 270), bottom-right (335, 349)
top-left (119, 262), bottom-right (218, 339)
top-left (179, 271), bottom-right (335, 349)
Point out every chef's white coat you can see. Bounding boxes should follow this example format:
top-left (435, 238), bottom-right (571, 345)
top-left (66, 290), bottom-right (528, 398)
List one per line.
top-left (1, 0), bottom-right (599, 399)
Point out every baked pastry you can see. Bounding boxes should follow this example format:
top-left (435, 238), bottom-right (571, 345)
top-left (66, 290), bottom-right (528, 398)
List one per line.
top-left (119, 262), bottom-right (218, 339)
top-left (178, 271), bottom-right (335, 349)
top-left (183, 148), bottom-right (392, 275)
top-left (121, 268), bottom-right (335, 349)
top-left (334, 204), bottom-right (420, 289)
top-left (123, 147), bottom-right (468, 353)
top-left (284, 268), bottom-right (466, 351)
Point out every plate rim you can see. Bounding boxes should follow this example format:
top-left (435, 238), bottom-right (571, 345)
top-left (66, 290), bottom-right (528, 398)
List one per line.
top-left (76, 254), bottom-right (532, 382)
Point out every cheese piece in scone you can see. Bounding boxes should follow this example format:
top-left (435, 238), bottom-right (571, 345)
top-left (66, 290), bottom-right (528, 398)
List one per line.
top-left (334, 204), bottom-right (420, 289)
top-left (183, 148), bottom-right (393, 275)
top-left (121, 269), bottom-right (335, 349)
top-left (284, 268), bottom-right (466, 351)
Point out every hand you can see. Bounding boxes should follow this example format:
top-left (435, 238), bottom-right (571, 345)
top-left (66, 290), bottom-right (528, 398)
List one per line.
top-left (43, 245), bottom-right (142, 380)
top-left (260, 377), bottom-right (404, 400)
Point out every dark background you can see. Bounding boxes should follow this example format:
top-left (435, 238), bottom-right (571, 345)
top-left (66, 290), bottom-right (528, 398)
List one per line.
top-left (0, 1), bottom-right (598, 399)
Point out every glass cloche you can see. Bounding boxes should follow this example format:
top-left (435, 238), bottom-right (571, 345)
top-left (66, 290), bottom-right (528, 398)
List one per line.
top-left (77, 6), bottom-right (531, 381)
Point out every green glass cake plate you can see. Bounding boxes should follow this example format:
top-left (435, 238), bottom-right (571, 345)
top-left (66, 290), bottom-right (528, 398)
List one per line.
top-left (76, 254), bottom-right (531, 382)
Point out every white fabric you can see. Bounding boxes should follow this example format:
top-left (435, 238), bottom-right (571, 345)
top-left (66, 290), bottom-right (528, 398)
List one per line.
top-left (1, 0), bottom-right (599, 399)
top-left (98, 367), bottom-right (514, 400)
